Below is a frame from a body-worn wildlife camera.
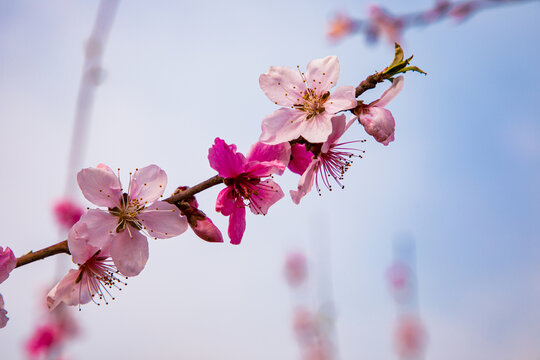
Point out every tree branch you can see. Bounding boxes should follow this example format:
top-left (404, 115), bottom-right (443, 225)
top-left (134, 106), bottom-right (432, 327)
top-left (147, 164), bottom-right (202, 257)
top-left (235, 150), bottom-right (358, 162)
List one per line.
top-left (16, 241), bottom-right (70, 268)
top-left (355, 71), bottom-right (385, 97)
top-left (15, 174), bottom-right (225, 269)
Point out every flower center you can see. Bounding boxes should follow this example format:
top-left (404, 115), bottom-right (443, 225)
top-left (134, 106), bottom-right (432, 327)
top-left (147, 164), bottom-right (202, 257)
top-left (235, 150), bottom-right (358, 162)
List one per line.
top-left (294, 89), bottom-right (330, 120)
top-left (108, 193), bottom-right (145, 232)
top-left (75, 251), bottom-right (127, 309)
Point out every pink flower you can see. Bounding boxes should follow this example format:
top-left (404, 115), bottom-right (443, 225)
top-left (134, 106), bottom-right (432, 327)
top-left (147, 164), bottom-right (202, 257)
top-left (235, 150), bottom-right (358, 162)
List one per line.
top-left (47, 220), bottom-right (127, 310)
top-left (76, 164), bottom-right (188, 276)
top-left (290, 114), bottom-right (364, 204)
top-left (259, 56), bottom-right (357, 144)
top-left (0, 294), bottom-right (8, 329)
top-left (368, 5), bottom-right (403, 44)
top-left (52, 198), bottom-right (84, 230)
top-left (355, 76), bottom-right (403, 146)
top-left (176, 186), bottom-right (223, 243)
top-left (0, 246), bottom-right (17, 284)
top-left (284, 252), bottom-right (308, 287)
top-left (327, 13), bottom-right (355, 42)
top-left (395, 316), bottom-right (426, 359)
top-left (208, 138), bottom-right (288, 244)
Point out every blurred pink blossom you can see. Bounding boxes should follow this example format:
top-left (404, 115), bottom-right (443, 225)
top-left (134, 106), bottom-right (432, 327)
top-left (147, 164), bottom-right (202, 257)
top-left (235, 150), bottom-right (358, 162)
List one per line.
top-left (284, 252), bottom-right (308, 287)
top-left (76, 164), bottom-right (188, 276)
top-left (327, 13), bottom-right (355, 42)
top-left (259, 56), bottom-right (357, 144)
top-left (356, 76), bottom-right (404, 145)
top-left (53, 198), bottom-right (84, 229)
top-left (395, 316), bottom-right (426, 359)
top-left (208, 138), bottom-right (287, 244)
top-left (368, 5), bottom-right (403, 44)
top-left (449, 2), bottom-right (478, 22)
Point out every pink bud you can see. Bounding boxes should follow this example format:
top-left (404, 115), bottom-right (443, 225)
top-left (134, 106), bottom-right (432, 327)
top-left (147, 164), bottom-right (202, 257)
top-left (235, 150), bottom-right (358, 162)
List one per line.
top-left (191, 215), bottom-right (224, 243)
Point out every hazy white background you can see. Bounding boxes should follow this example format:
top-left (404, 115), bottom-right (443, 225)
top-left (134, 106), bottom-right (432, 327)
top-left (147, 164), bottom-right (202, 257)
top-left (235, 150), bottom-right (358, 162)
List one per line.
top-left (1, 0), bottom-right (539, 359)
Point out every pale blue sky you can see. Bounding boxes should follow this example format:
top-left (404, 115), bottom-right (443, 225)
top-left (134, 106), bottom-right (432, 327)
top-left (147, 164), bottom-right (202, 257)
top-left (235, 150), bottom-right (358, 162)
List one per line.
top-left (1, 0), bottom-right (539, 359)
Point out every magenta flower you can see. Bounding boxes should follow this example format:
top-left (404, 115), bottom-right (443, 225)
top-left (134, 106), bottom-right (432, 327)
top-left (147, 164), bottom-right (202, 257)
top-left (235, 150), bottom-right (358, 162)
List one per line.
top-left (288, 144), bottom-right (314, 176)
top-left (0, 294), bottom-right (8, 329)
top-left (47, 221), bottom-right (127, 310)
top-left (208, 138), bottom-right (288, 244)
top-left (356, 76), bottom-right (403, 146)
top-left (52, 198), bottom-right (84, 230)
top-left (259, 56), bottom-right (357, 144)
top-left (76, 164), bottom-right (188, 276)
top-left (0, 246), bottom-right (16, 284)
top-left (176, 186), bottom-right (223, 243)
top-left (290, 114), bottom-right (364, 204)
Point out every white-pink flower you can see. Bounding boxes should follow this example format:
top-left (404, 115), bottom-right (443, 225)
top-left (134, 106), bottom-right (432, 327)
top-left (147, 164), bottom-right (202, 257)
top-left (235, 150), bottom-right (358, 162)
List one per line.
top-left (290, 114), bottom-right (364, 204)
top-left (76, 164), bottom-right (188, 276)
top-left (47, 220), bottom-right (126, 309)
top-left (356, 76), bottom-right (403, 146)
top-left (259, 56), bottom-right (357, 144)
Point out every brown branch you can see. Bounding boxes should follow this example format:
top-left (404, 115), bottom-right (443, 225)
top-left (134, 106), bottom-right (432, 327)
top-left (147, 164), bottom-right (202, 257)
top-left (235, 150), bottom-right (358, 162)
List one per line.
top-left (355, 71), bottom-right (385, 97)
top-left (16, 241), bottom-right (70, 268)
top-left (14, 175), bottom-right (225, 269)
top-left (164, 175), bottom-right (224, 204)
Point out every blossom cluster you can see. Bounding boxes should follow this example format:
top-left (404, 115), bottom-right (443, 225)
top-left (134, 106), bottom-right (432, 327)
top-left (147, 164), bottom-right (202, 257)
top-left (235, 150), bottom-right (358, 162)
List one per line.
top-left (0, 48), bottom-right (419, 326)
top-left (327, 0), bottom-right (531, 44)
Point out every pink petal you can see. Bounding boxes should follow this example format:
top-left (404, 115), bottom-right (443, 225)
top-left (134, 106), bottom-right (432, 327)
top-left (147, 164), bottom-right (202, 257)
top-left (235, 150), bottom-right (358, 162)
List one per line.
top-left (191, 216), bottom-right (224, 243)
top-left (72, 209), bottom-right (117, 258)
top-left (305, 56), bottom-right (340, 95)
top-left (359, 106), bottom-right (396, 146)
top-left (246, 141), bottom-right (291, 175)
top-left (139, 201), bottom-right (188, 239)
top-left (248, 179), bottom-right (284, 215)
top-left (374, 76), bottom-right (404, 108)
top-left (228, 203), bottom-right (246, 245)
top-left (299, 113), bottom-right (333, 143)
top-left (0, 247), bottom-right (16, 284)
top-left (324, 86), bottom-right (357, 114)
top-left (215, 187), bottom-right (235, 216)
top-left (321, 114), bottom-right (347, 153)
top-left (67, 221), bottom-right (99, 266)
top-left (290, 160), bottom-right (319, 204)
top-left (46, 269), bottom-right (91, 310)
top-left (259, 108), bottom-right (307, 145)
top-left (288, 144), bottom-right (314, 175)
top-left (208, 138), bottom-right (247, 178)
top-left (110, 229), bottom-right (149, 276)
top-left (0, 294), bottom-right (7, 328)
top-left (77, 166), bottom-right (122, 208)
top-left (259, 66), bottom-right (305, 107)
top-left (244, 160), bottom-right (286, 178)
top-left (129, 165), bottom-right (167, 204)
